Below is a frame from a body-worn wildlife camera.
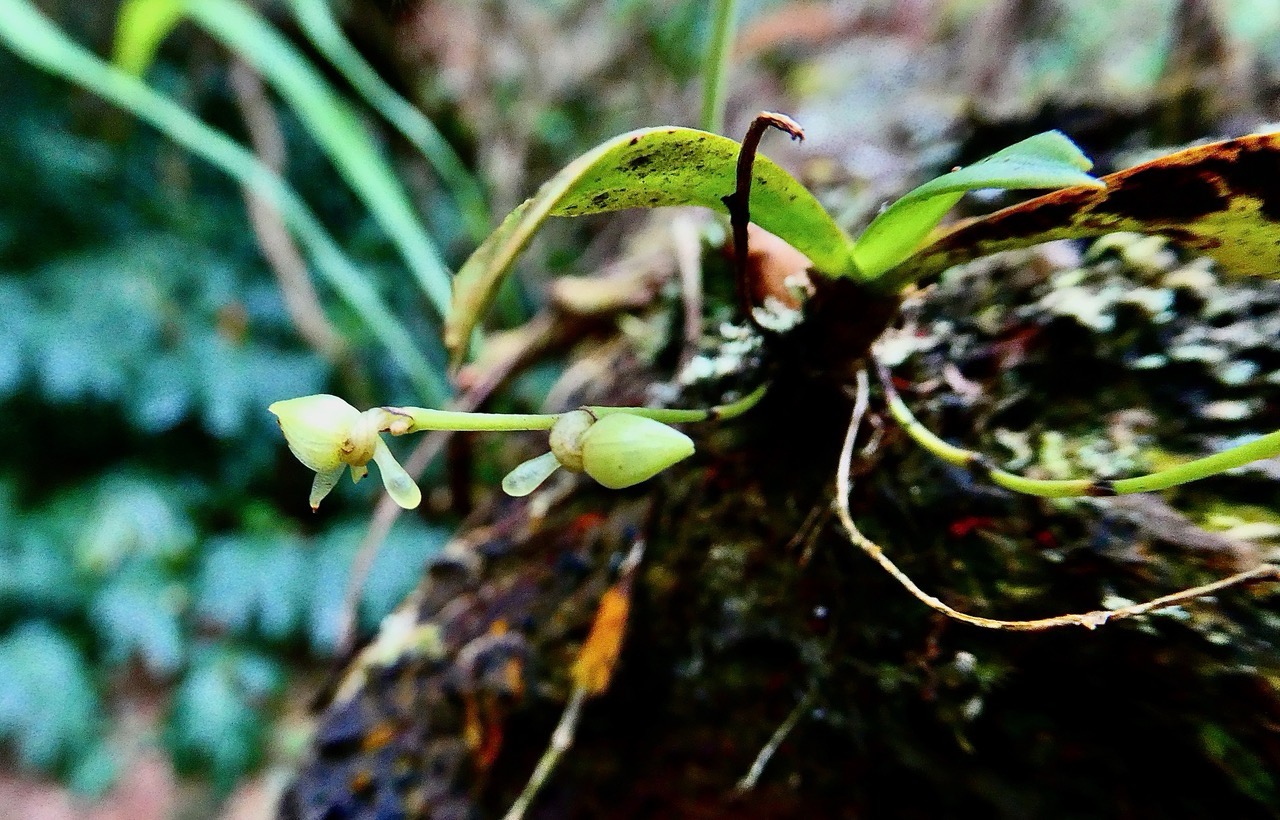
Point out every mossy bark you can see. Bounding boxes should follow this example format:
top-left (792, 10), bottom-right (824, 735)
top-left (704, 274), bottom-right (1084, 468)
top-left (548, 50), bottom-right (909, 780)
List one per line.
top-left (283, 231), bottom-right (1280, 818)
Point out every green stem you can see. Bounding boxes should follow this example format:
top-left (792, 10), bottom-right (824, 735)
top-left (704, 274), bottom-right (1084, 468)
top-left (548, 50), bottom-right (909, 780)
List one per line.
top-left (700, 0), bottom-right (740, 135)
top-left (399, 408), bottom-right (559, 433)
top-left (877, 362), bottom-right (1280, 499)
top-left (0, 0), bottom-right (451, 404)
top-left (392, 382), bottom-right (770, 434)
top-left (590, 381), bottom-right (768, 424)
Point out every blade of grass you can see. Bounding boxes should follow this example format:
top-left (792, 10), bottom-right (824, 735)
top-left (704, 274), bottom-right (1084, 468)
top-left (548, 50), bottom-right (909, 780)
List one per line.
top-left (112, 0), bottom-right (183, 75)
top-left (286, 0), bottom-right (488, 240)
top-left (0, 0), bottom-right (451, 404)
top-left (700, 0), bottom-right (740, 135)
top-left (183, 0), bottom-right (453, 319)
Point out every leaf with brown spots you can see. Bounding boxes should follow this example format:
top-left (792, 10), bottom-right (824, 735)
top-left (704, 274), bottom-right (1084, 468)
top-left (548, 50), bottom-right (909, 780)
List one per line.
top-left (895, 132), bottom-right (1280, 290)
top-left (445, 126), bottom-right (853, 364)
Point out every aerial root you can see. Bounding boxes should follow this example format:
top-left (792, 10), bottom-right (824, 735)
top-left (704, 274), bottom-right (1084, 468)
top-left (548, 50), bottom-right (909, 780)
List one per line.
top-left (838, 368), bottom-right (1280, 632)
top-left (873, 353), bottom-right (1280, 499)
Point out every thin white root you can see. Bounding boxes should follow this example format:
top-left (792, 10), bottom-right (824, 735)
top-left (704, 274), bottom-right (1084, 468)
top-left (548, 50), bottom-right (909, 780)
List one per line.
top-left (836, 369), bottom-right (1280, 631)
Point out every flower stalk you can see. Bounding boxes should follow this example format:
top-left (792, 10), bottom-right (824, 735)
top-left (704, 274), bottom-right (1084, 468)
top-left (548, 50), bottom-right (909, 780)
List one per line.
top-left (270, 384), bottom-right (768, 509)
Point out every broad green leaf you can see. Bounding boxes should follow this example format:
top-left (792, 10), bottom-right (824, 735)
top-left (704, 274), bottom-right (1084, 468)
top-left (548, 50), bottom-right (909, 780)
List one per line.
top-left (286, 0), bottom-right (489, 240)
top-left (899, 132), bottom-right (1280, 289)
top-left (0, 623), bottom-right (101, 771)
top-left (182, 0), bottom-right (454, 320)
top-left (196, 534), bottom-right (309, 641)
top-left (5, 236), bottom-right (329, 432)
top-left (75, 475), bottom-right (195, 572)
top-left (170, 647), bottom-right (282, 792)
top-left (112, 0), bottom-right (182, 76)
top-left (91, 574), bottom-right (187, 674)
top-left (446, 126), bottom-right (855, 361)
top-left (0, 0), bottom-right (450, 403)
top-left (852, 131), bottom-right (1104, 281)
top-left (67, 741), bottom-right (121, 797)
top-left (305, 520), bottom-right (449, 653)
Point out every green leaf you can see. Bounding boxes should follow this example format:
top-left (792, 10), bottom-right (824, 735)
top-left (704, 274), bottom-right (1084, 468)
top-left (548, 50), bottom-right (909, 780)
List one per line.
top-left (169, 647), bottom-right (282, 793)
top-left (306, 519), bottom-right (449, 653)
top-left (899, 132), bottom-right (1280, 289)
top-left (91, 573), bottom-right (187, 674)
top-left (0, 623), bottom-right (101, 771)
top-left (4, 236), bottom-right (329, 432)
top-left (851, 131), bottom-right (1104, 281)
top-left (112, 0), bottom-right (183, 76)
top-left (0, 524), bottom-right (84, 615)
top-left (75, 475), bottom-right (196, 573)
top-left (195, 534), bottom-right (308, 641)
top-left (446, 125), bottom-right (855, 361)
top-left (359, 521), bottom-right (452, 621)
top-left (67, 740), bottom-right (121, 797)
top-left (0, 0), bottom-right (450, 403)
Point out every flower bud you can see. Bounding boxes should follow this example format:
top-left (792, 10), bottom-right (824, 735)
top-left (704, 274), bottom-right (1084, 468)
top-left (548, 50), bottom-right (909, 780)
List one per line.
top-left (548, 409), bottom-right (595, 472)
top-left (580, 414), bottom-right (695, 489)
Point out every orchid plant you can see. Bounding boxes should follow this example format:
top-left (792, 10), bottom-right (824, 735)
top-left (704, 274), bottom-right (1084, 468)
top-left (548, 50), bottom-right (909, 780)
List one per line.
top-left (10, 1), bottom-right (1280, 814)
top-left (7, 0), bottom-right (1279, 513)
top-left (267, 115), bottom-right (1280, 513)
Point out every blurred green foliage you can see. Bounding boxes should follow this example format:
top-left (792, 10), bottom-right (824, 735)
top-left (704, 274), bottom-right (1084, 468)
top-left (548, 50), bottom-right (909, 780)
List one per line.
top-left (0, 40), bottom-right (452, 794)
top-left (0, 0), bottom-right (742, 797)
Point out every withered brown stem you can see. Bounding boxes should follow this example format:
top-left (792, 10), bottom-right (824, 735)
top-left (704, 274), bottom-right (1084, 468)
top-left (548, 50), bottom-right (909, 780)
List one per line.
top-left (723, 112), bottom-right (805, 325)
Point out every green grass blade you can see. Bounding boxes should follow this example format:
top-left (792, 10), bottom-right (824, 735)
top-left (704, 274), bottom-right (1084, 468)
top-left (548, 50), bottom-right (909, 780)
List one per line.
top-left (0, 0), bottom-right (451, 404)
top-left (183, 0), bottom-right (453, 319)
top-left (700, 0), bottom-right (739, 135)
top-left (286, 0), bottom-right (488, 240)
top-left (112, 0), bottom-right (183, 75)
top-left (852, 131), bottom-right (1104, 281)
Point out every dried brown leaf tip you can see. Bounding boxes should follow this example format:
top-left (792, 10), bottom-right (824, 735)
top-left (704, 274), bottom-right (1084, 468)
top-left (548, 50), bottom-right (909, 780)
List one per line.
top-left (915, 132), bottom-right (1280, 281)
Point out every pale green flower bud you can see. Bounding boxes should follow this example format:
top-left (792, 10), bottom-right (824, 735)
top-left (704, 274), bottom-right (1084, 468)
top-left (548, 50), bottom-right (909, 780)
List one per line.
top-left (268, 394), bottom-right (362, 474)
top-left (268, 394), bottom-right (421, 511)
top-left (500, 411), bottom-right (695, 497)
top-left (581, 414), bottom-right (694, 489)
top-left (548, 409), bottom-right (595, 472)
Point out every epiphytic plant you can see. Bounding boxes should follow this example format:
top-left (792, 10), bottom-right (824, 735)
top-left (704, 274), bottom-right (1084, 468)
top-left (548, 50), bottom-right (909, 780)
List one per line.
top-left (9, 0), bottom-right (1280, 810)
top-left (13, 0), bottom-right (1279, 517)
top-left (267, 113), bottom-right (1280, 533)
top-left (430, 111), bottom-right (1280, 817)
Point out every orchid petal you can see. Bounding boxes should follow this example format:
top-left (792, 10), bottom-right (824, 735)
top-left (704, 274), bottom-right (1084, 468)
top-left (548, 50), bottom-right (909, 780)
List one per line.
top-left (501, 451), bottom-right (562, 497)
top-left (372, 438), bottom-right (421, 509)
top-left (309, 466), bottom-right (345, 511)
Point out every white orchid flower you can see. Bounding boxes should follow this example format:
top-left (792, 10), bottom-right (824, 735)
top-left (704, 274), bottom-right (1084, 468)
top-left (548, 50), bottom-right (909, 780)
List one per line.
top-left (268, 394), bottom-right (421, 511)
